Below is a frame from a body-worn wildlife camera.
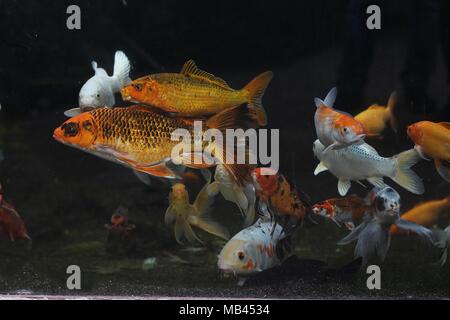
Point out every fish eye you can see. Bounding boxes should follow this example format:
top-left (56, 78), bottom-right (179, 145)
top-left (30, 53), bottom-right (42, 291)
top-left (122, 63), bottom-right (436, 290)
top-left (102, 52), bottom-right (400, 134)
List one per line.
top-left (133, 83), bottom-right (143, 91)
top-left (237, 251), bottom-right (245, 260)
top-left (96, 93), bottom-right (100, 98)
top-left (61, 122), bottom-right (79, 137)
top-left (343, 127), bottom-right (349, 134)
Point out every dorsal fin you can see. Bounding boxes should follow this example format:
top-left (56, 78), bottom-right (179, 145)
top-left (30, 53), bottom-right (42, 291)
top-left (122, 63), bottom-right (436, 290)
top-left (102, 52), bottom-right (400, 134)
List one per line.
top-left (180, 60), bottom-right (232, 89)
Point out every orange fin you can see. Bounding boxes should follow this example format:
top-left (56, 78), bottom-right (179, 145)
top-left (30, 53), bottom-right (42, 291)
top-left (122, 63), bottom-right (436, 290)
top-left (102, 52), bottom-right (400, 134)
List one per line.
top-left (180, 60), bottom-right (232, 90)
top-left (435, 159), bottom-right (450, 182)
top-left (387, 92), bottom-right (398, 134)
top-left (135, 163), bottom-right (178, 179)
top-left (243, 71), bottom-right (273, 126)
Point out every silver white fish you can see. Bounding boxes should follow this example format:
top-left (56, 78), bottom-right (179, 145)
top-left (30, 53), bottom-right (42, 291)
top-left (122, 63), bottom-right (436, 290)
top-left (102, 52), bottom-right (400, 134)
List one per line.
top-left (64, 50), bottom-right (131, 117)
top-left (338, 186), bottom-right (436, 266)
top-left (207, 164), bottom-right (256, 227)
top-left (312, 139), bottom-right (424, 196)
top-left (218, 218), bottom-right (289, 285)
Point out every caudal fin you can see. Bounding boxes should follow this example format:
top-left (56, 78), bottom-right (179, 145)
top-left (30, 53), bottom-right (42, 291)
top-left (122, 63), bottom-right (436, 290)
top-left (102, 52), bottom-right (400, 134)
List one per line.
top-left (243, 71), bottom-right (273, 126)
top-left (190, 169), bottom-right (230, 240)
top-left (392, 149), bottom-right (424, 194)
top-left (113, 50), bottom-right (131, 88)
top-left (205, 104), bottom-right (259, 186)
top-left (387, 92), bottom-right (398, 134)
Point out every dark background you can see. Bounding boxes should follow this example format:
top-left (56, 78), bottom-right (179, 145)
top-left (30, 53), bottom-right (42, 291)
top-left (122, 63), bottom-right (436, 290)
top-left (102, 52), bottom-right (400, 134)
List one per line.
top-left (0, 0), bottom-right (449, 297)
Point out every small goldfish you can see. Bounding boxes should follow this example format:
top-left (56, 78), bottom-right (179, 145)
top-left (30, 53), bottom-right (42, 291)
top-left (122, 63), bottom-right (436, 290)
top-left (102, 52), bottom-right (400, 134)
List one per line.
top-left (65, 51), bottom-right (131, 117)
top-left (121, 60), bottom-right (273, 126)
top-left (313, 139), bottom-right (424, 196)
top-left (314, 87), bottom-right (366, 153)
top-left (0, 184), bottom-right (30, 241)
top-left (217, 218), bottom-right (290, 285)
top-left (390, 196), bottom-right (450, 235)
top-left (312, 195), bottom-right (372, 230)
top-left (407, 121), bottom-right (450, 182)
top-left (338, 186), bottom-right (435, 266)
top-left (54, 104), bottom-right (258, 183)
top-left (207, 164), bottom-right (256, 227)
top-left (251, 168), bottom-right (309, 228)
top-left (355, 92), bottom-right (397, 138)
top-left (104, 206), bottom-right (135, 237)
top-left (165, 170), bottom-right (229, 244)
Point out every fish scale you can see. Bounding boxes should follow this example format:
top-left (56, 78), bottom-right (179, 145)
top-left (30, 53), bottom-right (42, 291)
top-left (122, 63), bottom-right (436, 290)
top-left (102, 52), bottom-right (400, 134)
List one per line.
top-left (90, 107), bottom-right (193, 164)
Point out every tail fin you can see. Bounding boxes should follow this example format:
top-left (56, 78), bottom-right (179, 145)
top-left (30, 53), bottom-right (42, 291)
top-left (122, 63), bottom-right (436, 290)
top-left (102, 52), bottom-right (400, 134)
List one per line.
top-left (205, 105), bottom-right (259, 185)
top-left (387, 92), bottom-right (398, 134)
top-left (243, 71), bottom-right (273, 126)
top-left (392, 149), bottom-right (424, 194)
top-left (190, 169), bottom-right (230, 240)
top-left (435, 159), bottom-right (450, 182)
top-left (314, 87), bottom-right (337, 108)
top-left (113, 50), bottom-right (131, 88)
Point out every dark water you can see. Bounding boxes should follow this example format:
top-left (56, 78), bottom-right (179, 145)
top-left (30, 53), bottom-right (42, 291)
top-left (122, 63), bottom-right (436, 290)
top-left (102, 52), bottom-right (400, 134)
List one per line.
top-left (0, 0), bottom-right (449, 298)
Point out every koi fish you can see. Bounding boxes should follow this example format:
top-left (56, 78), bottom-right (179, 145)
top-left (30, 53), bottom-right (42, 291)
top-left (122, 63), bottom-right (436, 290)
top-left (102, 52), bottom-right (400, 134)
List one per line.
top-left (314, 87), bottom-right (366, 153)
top-left (312, 195), bottom-right (372, 230)
top-left (54, 104), bottom-right (258, 183)
top-left (407, 121), bottom-right (450, 182)
top-left (121, 60), bottom-right (273, 126)
top-left (65, 51), bottom-right (131, 117)
top-left (251, 167), bottom-right (309, 228)
top-left (313, 139), bottom-right (424, 196)
top-left (207, 164), bottom-right (256, 227)
top-left (355, 92), bottom-right (397, 138)
top-left (338, 186), bottom-right (436, 266)
top-left (104, 206), bottom-right (135, 237)
top-left (165, 170), bottom-right (229, 244)
top-left (217, 218), bottom-right (290, 285)
top-left (390, 196), bottom-right (450, 235)
top-left (0, 184), bottom-right (30, 241)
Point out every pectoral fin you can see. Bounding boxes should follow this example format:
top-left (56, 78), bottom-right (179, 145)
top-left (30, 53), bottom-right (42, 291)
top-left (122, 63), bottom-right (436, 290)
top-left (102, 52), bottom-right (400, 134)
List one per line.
top-left (435, 159), bottom-right (450, 182)
top-left (337, 180), bottom-right (351, 196)
top-left (314, 161), bottom-right (328, 175)
top-left (414, 145), bottom-right (431, 161)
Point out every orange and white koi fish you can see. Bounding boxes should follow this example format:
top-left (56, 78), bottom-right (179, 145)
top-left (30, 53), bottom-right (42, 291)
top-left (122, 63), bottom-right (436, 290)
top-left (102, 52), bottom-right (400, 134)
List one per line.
top-left (338, 186), bottom-right (436, 266)
top-left (54, 104), bottom-right (258, 183)
top-left (217, 218), bottom-right (290, 285)
top-left (314, 87), bottom-right (366, 153)
top-left (312, 195), bottom-right (372, 230)
top-left (355, 92), bottom-right (397, 138)
top-left (207, 164), bottom-right (256, 227)
top-left (121, 60), bottom-right (273, 126)
top-left (165, 170), bottom-right (229, 244)
top-left (313, 139), bottom-right (424, 196)
top-left (390, 196), bottom-right (450, 235)
top-left (251, 167), bottom-right (309, 228)
top-left (0, 184), bottom-right (30, 241)
top-left (407, 121), bottom-right (450, 182)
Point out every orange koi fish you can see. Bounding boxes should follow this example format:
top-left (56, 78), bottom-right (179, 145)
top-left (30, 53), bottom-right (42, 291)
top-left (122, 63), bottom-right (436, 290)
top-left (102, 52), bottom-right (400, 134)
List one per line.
top-left (312, 195), bottom-right (372, 230)
top-left (121, 60), bottom-right (273, 126)
top-left (314, 87), bottom-right (366, 153)
top-left (407, 121), bottom-right (450, 182)
top-left (390, 196), bottom-right (450, 235)
top-left (0, 184), bottom-right (30, 241)
top-left (53, 104), bottom-right (258, 183)
top-left (355, 92), bottom-right (397, 138)
top-left (251, 168), bottom-right (309, 226)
